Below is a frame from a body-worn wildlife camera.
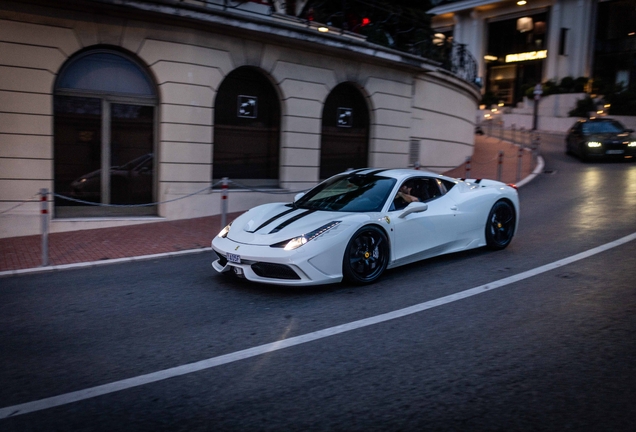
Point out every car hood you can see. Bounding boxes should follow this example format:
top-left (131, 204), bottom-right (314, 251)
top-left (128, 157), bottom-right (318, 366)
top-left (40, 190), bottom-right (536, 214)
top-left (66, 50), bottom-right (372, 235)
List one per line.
top-left (226, 202), bottom-right (373, 246)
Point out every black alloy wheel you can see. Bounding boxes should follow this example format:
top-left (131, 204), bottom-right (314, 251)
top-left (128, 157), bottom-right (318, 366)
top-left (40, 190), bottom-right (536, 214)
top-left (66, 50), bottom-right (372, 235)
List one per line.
top-left (485, 200), bottom-right (516, 250)
top-left (343, 225), bottom-right (389, 284)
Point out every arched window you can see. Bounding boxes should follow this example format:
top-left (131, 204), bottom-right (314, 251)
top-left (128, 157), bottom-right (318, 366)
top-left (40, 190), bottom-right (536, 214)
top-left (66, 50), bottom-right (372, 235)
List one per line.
top-left (213, 67), bottom-right (280, 187)
top-left (320, 83), bottom-right (370, 180)
top-left (54, 50), bottom-right (157, 217)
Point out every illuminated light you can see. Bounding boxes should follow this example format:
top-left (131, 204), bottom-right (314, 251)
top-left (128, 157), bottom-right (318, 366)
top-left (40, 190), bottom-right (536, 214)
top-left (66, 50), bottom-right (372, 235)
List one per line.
top-left (271, 221), bottom-right (341, 250)
top-left (604, 104), bottom-right (611, 108)
top-left (433, 33), bottom-right (446, 46)
top-left (505, 50), bottom-right (548, 63)
top-left (498, 102), bottom-right (504, 107)
top-left (629, 32), bottom-right (635, 36)
top-left (587, 141), bottom-right (602, 148)
top-left (484, 55), bottom-right (498, 61)
top-left (516, 17), bottom-right (533, 33)
top-left (218, 223), bottom-right (232, 238)
top-left (484, 113), bottom-right (491, 118)
top-left (361, 17), bottom-right (370, 26)
top-left (284, 236), bottom-right (307, 250)
top-left (628, 142), bottom-right (636, 147)
top-left (597, 110), bottom-right (604, 114)
top-left (318, 26), bottom-right (329, 32)
top-left (517, 0), bottom-right (527, 5)
top-left (479, 104), bottom-right (486, 110)
top-left (491, 108), bottom-right (497, 112)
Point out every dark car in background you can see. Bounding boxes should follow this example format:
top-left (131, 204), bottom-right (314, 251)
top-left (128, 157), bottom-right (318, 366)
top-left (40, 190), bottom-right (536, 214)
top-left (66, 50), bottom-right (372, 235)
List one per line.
top-left (566, 118), bottom-right (636, 161)
top-left (71, 153), bottom-right (153, 204)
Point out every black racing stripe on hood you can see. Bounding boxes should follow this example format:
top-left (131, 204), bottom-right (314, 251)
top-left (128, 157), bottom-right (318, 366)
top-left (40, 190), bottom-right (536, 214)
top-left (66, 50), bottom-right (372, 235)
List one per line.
top-left (252, 207), bottom-right (298, 233)
top-left (269, 210), bottom-right (317, 234)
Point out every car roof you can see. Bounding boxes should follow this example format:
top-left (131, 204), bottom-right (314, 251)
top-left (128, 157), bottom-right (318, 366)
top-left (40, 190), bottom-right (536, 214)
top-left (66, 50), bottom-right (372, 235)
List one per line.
top-left (343, 168), bottom-right (455, 183)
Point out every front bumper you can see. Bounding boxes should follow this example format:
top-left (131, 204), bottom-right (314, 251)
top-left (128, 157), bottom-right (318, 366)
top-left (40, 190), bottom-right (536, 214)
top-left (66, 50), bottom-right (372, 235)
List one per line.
top-left (211, 237), bottom-right (344, 286)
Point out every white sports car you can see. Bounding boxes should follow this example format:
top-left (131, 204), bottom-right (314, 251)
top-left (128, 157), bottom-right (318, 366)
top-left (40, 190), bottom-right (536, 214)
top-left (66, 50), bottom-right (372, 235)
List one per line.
top-left (212, 168), bottom-right (519, 286)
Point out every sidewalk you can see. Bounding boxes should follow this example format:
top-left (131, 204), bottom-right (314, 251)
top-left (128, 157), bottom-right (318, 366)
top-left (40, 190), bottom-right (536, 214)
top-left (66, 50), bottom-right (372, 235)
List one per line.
top-left (0, 135), bottom-right (540, 275)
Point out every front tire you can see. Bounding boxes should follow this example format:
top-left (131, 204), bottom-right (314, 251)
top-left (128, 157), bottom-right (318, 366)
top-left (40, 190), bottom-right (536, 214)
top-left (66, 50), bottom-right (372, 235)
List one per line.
top-left (486, 200), bottom-right (516, 250)
top-left (343, 226), bottom-right (389, 284)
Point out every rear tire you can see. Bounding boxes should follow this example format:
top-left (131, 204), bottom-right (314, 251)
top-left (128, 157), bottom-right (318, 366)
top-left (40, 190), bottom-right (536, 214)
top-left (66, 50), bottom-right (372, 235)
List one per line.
top-left (485, 200), bottom-right (516, 250)
top-left (343, 226), bottom-right (389, 284)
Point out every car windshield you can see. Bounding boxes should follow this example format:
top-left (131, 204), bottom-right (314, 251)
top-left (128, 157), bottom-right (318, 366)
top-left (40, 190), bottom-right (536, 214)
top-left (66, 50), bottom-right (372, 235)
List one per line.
top-left (582, 121), bottom-right (625, 134)
top-left (295, 174), bottom-right (397, 212)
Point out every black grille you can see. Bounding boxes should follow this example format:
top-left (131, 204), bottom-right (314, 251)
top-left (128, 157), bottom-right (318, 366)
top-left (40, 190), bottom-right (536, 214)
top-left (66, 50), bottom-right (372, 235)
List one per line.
top-left (604, 140), bottom-right (625, 150)
top-left (251, 263), bottom-right (300, 280)
top-left (213, 250), bottom-right (227, 266)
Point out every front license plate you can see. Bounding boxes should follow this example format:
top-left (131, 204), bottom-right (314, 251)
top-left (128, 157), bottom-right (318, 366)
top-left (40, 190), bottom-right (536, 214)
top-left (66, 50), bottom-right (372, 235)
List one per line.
top-left (226, 253), bottom-right (241, 264)
top-left (606, 149), bottom-right (624, 155)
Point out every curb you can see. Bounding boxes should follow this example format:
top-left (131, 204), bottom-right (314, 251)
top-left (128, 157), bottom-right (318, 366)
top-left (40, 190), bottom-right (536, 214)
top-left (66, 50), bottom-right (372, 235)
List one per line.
top-left (515, 155), bottom-right (545, 188)
top-left (0, 247), bottom-right (212, 279)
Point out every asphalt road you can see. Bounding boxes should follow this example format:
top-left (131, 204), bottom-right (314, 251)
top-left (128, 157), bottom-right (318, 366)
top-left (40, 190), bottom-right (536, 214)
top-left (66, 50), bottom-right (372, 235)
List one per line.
top-left (1, 135), bottom-right (635, 431)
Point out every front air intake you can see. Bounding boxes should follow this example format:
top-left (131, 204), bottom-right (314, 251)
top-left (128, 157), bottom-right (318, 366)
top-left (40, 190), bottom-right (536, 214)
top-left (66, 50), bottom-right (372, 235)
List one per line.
top-left (251, 263), bottom-right (300, 280)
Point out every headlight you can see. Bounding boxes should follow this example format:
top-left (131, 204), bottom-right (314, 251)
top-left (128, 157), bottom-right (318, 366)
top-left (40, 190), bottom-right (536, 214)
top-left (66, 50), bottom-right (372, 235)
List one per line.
top-left (217, 223), bottom-right (232, 238)
top-left (587, 141), bottom-right (602, 148)
top-left (628, 141), bottom-right (636, 147)
top-left (271, 221), bottom-right (341, 250)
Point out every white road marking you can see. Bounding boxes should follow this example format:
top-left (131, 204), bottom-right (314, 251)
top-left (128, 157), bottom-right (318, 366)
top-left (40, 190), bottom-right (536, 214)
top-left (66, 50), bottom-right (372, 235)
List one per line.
top-left (1, 231), bottom-right (635, 419)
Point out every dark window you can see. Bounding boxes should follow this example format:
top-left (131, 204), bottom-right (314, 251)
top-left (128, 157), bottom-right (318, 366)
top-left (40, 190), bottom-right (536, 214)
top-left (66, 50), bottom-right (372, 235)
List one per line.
top-left (390, 177), bottom-right (447, 211)
top-left (559, 28), bottom-right (569, 56)
top-left (320, 83), bottom-right (370, 180)
top-left (54, 50), bottom-right (157, 218)
top-left (213, 67), bottom-right (280, 187)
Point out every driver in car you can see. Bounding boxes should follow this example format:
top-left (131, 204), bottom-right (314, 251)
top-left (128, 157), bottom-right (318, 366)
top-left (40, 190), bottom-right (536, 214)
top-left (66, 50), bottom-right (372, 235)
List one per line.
top-left (394, 181), bottom-right (419, 210)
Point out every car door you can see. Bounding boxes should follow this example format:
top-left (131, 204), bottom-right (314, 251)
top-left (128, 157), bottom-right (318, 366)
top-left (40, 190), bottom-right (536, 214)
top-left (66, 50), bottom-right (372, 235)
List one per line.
top-left (388, 177), bottom-right (459, 265)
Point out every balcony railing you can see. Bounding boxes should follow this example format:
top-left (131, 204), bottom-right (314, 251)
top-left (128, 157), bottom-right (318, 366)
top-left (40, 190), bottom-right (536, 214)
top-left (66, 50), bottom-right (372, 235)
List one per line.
top-left (149, 1), bottom-right (479, 85)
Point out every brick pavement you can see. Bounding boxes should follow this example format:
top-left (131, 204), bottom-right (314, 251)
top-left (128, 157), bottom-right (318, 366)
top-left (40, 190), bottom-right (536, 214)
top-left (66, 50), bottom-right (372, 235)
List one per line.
top-left (0, 135), bottom-right (538, 273)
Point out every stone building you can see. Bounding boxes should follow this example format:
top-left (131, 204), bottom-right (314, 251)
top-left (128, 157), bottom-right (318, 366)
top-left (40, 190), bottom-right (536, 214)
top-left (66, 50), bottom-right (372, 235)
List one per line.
top-left (0, 0), bottom-right (480, 238)
top-left (429, 0), bottom-right (635, 107)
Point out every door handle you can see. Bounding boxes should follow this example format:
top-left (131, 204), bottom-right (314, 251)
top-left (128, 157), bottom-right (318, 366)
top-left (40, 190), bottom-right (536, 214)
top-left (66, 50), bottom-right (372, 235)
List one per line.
top-left (450, 206), bottom-right (458, 211)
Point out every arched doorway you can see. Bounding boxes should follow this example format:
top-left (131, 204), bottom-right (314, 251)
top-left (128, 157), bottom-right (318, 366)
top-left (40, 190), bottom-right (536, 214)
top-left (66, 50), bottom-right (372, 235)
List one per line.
top-left (320, 83), bottom-right (370, 179)
top-left (213, 67), bottom-right (281, 187)
top-left (54, 49), bottom-right (157, 217)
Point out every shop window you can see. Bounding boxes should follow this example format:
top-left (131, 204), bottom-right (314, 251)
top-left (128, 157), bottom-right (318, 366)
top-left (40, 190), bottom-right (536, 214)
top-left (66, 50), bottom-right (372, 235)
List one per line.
top-left (559, 28), bottom-right (569, 56)
top-left (54, 50), bottom-right (157, 217)
top-left (213, 67), bottom-right (280, 187)
top-left (320, 83), bottom-right (370, 180)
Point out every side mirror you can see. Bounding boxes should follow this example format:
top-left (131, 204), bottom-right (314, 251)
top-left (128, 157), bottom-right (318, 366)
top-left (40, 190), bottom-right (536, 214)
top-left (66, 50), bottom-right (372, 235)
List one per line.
top-left (294, 192), bottom-right (305, 202)
top-left (398, 202), bottom-right (428, 218)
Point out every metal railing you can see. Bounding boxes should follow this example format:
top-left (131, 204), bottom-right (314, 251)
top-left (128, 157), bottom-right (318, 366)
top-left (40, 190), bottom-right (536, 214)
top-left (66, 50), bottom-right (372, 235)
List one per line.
top-left (141, 0), bottom-right (479, 85)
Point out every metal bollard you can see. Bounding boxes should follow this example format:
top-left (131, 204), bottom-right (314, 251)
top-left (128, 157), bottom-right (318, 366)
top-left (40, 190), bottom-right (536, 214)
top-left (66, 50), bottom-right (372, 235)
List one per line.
top-left (464, 157), bottom-right (471, 179)
top-left (497, 151), bottom-right (504, 181)
top-left (220, 177), bottom-right (229, 230)
top-left (511, 124), bottom-right (516, 145)
top-left (520, 127), bottom-right (526, 148)
top-left (40, 188), bottom-right (49, 266)
top-left (532, 135), bottom-right (541, 162)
